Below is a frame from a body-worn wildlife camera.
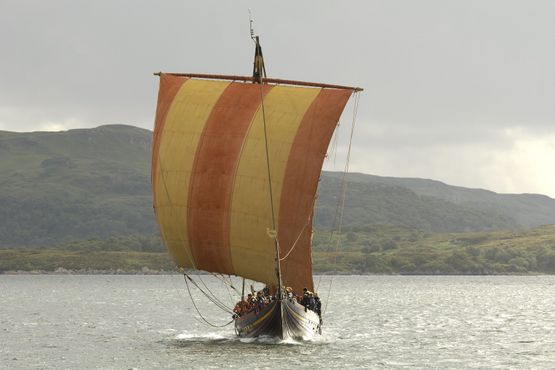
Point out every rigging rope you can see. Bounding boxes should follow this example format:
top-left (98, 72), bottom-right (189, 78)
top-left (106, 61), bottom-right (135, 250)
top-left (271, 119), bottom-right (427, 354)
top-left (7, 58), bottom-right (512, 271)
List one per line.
top-left (223, 275), bottom-right (236, 307)
top-left (322, 91), bottom-right (361, 317)
top-left (212, 273), bottom-right (240, 306)
top-left (210, 272), bottom-right (241, 296)
top-left (258, 82), bottom-right (284, 290)
top-left (330, 123), bottom-right (340, 168)
top-left (186, 274), bottom-right (234, 314)
top-left (315, 274), bottom-right (323, 293)
top-left (196, 274), bottom-right (236, 313)
top-left (279, 219), bottom-right (310, 261)
top-left (258, 85), bottom-right (277, 232)
top-left (335, 92), bottom-right (360, 234)
top-left (279, 195), bottom-right (317, 261)
top-left (183, 274), bottom-right (234, 328)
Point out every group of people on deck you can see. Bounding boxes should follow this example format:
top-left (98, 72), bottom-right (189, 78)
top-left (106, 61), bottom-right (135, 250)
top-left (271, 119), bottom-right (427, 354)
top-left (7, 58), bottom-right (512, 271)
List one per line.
top-left (297, 287), bottom-right (322, 317)
top-left (232, 286), bottom-right (321, 318)
top-left (232, 287), bottom-right (273, 318)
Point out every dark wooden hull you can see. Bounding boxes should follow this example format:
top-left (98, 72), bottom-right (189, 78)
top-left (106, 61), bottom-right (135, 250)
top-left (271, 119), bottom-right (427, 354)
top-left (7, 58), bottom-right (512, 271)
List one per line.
top-left (234, 299), bottom-right (321, 340)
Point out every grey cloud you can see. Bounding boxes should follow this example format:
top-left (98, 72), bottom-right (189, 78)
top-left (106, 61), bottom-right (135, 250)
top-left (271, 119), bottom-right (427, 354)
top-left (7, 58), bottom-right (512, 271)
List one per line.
top-left (1, 0), bottom-right (554, 196)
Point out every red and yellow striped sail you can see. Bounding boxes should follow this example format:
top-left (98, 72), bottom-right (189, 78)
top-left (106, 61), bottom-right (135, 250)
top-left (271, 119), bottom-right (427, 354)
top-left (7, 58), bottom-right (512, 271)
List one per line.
top-left (152, 73), bottom-right (354, 293)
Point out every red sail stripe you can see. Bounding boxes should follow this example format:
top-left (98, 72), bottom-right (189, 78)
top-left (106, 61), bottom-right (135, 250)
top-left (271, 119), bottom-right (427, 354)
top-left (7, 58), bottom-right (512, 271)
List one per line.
top-left (188, 83), bottom-right (273, 274)
top-left (278, 89), bottom-right (353, 293)
top-left (151, 74), bottom-right (189, 196)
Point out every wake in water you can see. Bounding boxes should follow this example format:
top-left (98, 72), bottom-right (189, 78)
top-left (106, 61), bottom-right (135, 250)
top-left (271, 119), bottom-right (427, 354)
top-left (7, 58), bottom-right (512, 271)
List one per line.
top-left (175, 332), bottom-right (229, 343)
top-left (168, 331), bottom-right (334, 347)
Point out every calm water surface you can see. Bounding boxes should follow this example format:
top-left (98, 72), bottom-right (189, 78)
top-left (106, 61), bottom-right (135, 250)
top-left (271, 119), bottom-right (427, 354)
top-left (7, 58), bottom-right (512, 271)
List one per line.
top-left (1, 275), bottom-right (554, 369)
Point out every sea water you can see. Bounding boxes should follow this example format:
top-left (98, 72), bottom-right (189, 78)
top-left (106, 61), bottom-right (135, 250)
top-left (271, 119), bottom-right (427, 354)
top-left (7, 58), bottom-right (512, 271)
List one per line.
top-left (1, 275), bottom-right (554, 369)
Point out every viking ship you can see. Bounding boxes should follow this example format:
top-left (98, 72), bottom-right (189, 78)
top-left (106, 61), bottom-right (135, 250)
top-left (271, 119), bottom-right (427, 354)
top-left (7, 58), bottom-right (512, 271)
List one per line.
top-left (151, 35), bottom-right (361, 340)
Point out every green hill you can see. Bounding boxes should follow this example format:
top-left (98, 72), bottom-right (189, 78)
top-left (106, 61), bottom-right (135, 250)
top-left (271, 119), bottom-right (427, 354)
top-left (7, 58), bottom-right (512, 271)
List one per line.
top-left (311, 224), bottom-right (555, 274)
top-left (316, 177), bottom-right (520, 232)
top-left (0, 125), bottom-right (155, 246)
top-left (1, 125), bottom-right (555, 247)
top-left (325, 172), bottom-right (555, 229)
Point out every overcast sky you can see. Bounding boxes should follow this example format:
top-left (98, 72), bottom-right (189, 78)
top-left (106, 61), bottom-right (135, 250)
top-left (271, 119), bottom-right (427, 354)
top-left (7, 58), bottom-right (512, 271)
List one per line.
top-left (1, 1), bottom-right (554, 197)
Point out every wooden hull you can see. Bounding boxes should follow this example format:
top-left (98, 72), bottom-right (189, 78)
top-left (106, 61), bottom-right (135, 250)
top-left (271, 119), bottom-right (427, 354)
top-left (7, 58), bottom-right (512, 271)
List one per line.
top-left (234, 299), bottom-right (321, 340)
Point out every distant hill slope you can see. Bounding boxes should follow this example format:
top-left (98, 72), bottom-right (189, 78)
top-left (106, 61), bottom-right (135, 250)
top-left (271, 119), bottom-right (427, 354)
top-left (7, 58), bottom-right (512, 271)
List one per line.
top-left (1, 125), bottom-right (554, 247)
top-left (323, 172), bottom-right (555, 229)
top-left (0, 125), bottom-right (154, 246)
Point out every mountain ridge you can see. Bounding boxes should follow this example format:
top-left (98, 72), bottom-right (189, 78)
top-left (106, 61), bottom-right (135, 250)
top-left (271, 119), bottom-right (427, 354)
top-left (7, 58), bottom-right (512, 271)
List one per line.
top-left (1, 124), bottom-right (554, 247)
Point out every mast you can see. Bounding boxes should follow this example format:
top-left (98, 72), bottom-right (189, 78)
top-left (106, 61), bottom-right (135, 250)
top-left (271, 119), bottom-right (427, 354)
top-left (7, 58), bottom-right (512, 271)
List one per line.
top-left (252, 36), bottom-right (267, 84)
top-left (250, 20), bottom-right (283, 299)
top-left (250, 10), bottom-right (267, 84)
top-left (153, 29), bottom-right (358, 295)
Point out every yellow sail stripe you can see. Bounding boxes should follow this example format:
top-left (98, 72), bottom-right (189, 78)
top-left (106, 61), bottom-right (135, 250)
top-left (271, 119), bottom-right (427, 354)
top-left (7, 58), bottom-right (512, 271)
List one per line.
top-left (229, 86), bottom-right (321, 286)
top-left (154, 79), bottom-right (231, 267)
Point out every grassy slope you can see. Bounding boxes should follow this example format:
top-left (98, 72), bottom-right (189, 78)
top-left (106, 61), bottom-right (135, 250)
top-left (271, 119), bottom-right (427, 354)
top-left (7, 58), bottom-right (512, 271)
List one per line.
top-left (0, 125), bottom-right (156, 246)
top-left (2, 225), bottom-right (554, 274)
top-left (313, 224), bottom-right (555, 274)
top-left (325, 172), bottom-right (555, 228)
top-left (316, 177), bottom-right (520, 232)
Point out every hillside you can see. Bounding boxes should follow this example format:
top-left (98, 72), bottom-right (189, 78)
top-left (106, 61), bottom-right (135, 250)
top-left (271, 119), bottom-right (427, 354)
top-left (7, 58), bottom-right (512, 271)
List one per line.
top-left (0, 125), bottom-right (155, 246)
top-left (316, 177), bottom-right (520, 232)
top-left (325, 172), bottom-right (555, 228)
top-left (312, 224), bottom-right (555, 274)
top-left (1, 125), bottom-right (555, 247)
top-left (2, 225), bottom-right (554, 274)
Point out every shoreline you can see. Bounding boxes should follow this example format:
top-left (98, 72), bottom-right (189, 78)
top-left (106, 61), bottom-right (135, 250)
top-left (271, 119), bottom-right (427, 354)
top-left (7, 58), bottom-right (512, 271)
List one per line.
top-left (1, 269), bottom-right (548, 276)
